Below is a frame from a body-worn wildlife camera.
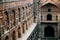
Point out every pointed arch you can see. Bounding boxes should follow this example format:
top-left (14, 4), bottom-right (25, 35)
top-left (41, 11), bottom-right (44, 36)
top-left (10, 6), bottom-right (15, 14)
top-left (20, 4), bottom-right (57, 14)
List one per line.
top-left (18, 27), bottom-right (21, 38)
top-left (12, 31), bottom-right (16, 40)
top-left (47, 14), bottom-right (52, 20)
top-left (41, 3), bottom-right (58, 8)
top-left (44, 26), bottom-right (55, 37)
top-left (5, 36), bottom-right (9, 40)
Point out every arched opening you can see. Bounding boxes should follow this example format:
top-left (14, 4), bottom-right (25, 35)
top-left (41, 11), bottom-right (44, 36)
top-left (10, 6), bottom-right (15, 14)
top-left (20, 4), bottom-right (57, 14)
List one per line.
top-left (22, 23), bottom-right (25, 33)
top-left (18, 8), bottom-right (21, 22)
top-left (56, 15), bottom-right (58, 21)
top-left (44, 26), bottom-right (55, 37)
top-left (25, 21), bottom-right (28, 30)
top-left (41, 16), bottom-right (43, 21)
top-left (47, 14), bottom-right (52, 20)
top-left (5, 11), bottom-right (9, 25)
top-left (22, 7), bottom-right (24, 10)
top-left (12, 10), bottom-right (16, 26)
top-left (12, 31), bottom-right (16, 40)
top-left (5, 36), bottom-right (9, 40)
top-left (26, 6), bottom-right (27, 9)
top-left (18, 27), bottom-right (21, 38)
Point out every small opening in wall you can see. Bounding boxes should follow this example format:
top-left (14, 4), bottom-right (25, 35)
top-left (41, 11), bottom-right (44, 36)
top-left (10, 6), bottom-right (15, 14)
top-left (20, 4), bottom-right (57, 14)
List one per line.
top-left (18, 8), bottom-right (21, 22)
top-left (12, 31), bottom-right (16, 40)
top-left (12, 10), bottom-right (15, 13)
top-left (22, 7), bottom-right (24, 10)
top-left (56, 15), bottom-right (58, 21)
top-left (48, 9), bottom-right (51, 12)
top-left (18, 27), bottom-right (21, 38)
top-left (22, 23), bottom-right (25, 33)
top-left (41, 16), bottom-right (43, 21)
top-left (26, 6), bottom-right (27, 9)
top-left (18, 8), bottom-right (20, 11)
top-left (44, 26), bottom-right (54, 37)
top-left (5, 11), bottom-right (8, 16)
top-left (12, 10), bottom-right (16, 26)
top-left (5, 11), bottom-right (9, 25)
top-left (47, 14), bottom-right (52, 20)
top-left (5, 36), bottom-right (9, 40)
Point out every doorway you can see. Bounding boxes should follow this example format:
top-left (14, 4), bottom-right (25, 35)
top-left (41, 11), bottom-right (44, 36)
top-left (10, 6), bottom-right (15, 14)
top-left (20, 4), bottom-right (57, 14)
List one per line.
top-left (12, 31), bottom-right (16, 40)
top-left (47, 14), bottom-right (52, 21)
top-left (44, 26), bottom-right (54, 37)
top-left (5, 36), bottom-right (9, 40)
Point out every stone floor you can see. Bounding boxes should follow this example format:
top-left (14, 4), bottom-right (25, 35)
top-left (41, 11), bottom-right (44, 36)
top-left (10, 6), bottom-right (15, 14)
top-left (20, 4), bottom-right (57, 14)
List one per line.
top-left (38, 38), bottom-right (41, 40)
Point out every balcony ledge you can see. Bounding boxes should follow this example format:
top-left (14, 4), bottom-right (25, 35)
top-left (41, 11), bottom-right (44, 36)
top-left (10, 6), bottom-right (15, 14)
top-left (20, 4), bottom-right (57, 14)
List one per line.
top-left (17, 23), bottom-right (37, 40)
top-left (40, 21), bottom-right (58, 23)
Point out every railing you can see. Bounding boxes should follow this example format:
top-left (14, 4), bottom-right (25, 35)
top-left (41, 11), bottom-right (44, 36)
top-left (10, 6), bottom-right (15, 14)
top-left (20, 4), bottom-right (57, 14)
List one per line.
top-left (39, 11), bottom-right (59, 23)
top-left (40, 16), bottom-right (58, 22)
top-left (41, 37), bottom-right (57, 40)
